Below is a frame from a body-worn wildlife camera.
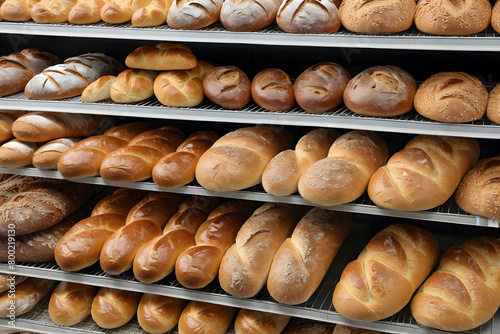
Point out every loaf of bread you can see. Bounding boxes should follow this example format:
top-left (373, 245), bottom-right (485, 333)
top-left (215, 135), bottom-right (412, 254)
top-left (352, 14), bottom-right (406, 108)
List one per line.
top-left (0, 139), bottom-right (37, 167)
top-left (293, 62), bottom-right (351, 114)
top-left (91, 287), bottom-right (141, 329)
top-left (0, 0), bottom-right (38, 21)
top-left (262, 128), bottom-right (340, 196)
top-left (0, 110), bottom-right (25, 142)
top-left (100, 0), bottom-right (150, 23)
top-left (68, 0), bottom-right (106, 24)
top-left (234, 309), bottom-right (291, 334)
top-left (414, 71), bottom-right (488, 123)
top-left (25, 53), bottom-right (123, 100)
top-left (202, 66), bottom-right (251, 109)
top-left (152, 130), bottom-right (220, 188)
top-left (81, 75), bottom-right (117, 102)
top-left (137, 294), bottom-right (186, 334)
top-left (196, 126), bottom-right (292, 191)
top-left (333, 325), bottom-right (380, 334)
top-left (109, 69), bottom-right (157, 103)
top-left (31, 0), bottom-right (77, 23)
top-left (251, 68), bottom-right (295, 112)
top-left (178, 301), bottom-right (236, 334)
top-left (493, 0), bottom-right (500, 34)
top-left (268, 208), bottom-right (351, 305)
top-left (32, 138), bottom-right (80, 169)
top-left (220, 0), bottom-right (281, 31)
top-left (298, 130), bottom-right (388, 206)
top-left (0, 0), bottom-right (3, 19)
top-left (415, 0), bottom-right (492, 35)
top-left (48, 281), bottom-right (96, 326)
top-left (277, 0), bottom-right (340, 33)
top-left (167, 0), bottom-right (222, 29)
top-left (0, 175), bottom-right (42, 206)
top-left (411, 236), bottom-right (500, 331)
top-left (0, 275), bottom-right (27, 294)
top-left (332, 223), bottom-right (439, 321)
top-left (283, 318), bottom-right (335, 334)
top-left (175, 200), bottom-right (258, 289)
top-left (344, 65), bottom-right (417, 117)
top-left (368, 135), bottom-right (480, 211)
top-left (0, 278), bottom-right (54, 317)
top-left (131, 0), bottom-right (170, 27)
top-left (487, 84), bottom-right (500, 124)
top-left (57, 121), bottom-right (154, 178)
top-left (126, 42), bottom-right (197, 71)
top-left (133, 196), bottom-right (220, 283)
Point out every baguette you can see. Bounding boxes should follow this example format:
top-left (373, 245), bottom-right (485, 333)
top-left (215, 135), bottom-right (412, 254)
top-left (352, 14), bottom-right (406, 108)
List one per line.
top-left (91, 287), bottom-right (141, 329)
top-left (31, 0), bottom-right (77, 23)
top-left (166, 0), bottom-right (222, 29)
top-left (48, 281), bottom-right (96, 326)
top-left (0, 278), bottom-right (54, 317)
top-left (81, 75), bottom-right (117, 102)
top-left (0, 110), bottom-right (25, 142)
top-left (234, 309), bottom-right (291, 334)
top-left (283, 318), bottom-right (335, 334)
top-left (178, 301), bottom-right (236, 334)
top-left (0, 275), bottom-right (27, 294)
top-left (109, 69), bottom-right (157, 103)
top-left (137, 294), bottom-right (186, 334)
top-left (125, 42), bottom-right (197, 71)
top-left (68, 0), bottom-right (106, 23)
top-left (0, 139), bottom-right (38, 168)
top-left (32, 138), bottom-right (81, 170)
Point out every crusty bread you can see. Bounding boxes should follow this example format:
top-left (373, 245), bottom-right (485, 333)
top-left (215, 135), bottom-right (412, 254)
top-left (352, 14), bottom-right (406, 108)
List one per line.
top-left (178, 301), bottom-right (237, 334)
top-left (493, 0), bottom-right (500, 34)
top-left (486, 83), bottom-right (500, 124)
top-left (166, 0), bottom-right (222, 29)
top-left (125, 42), bottom-right (197, 71)
top-left (234, 309), bottom-right (291, 334)
top-left (31, 0), bottom-right (77, 23)
top-left (49, 282), bottom-right (96, 326)
top-left (81, 75), bottom-right (117, 102)
top-left (220, 0), bottom-right (281, 31)
top-left (0, 139), bottom-right (37, 167)
top-left (277, 0), bottom-right (340, 33)
top-left (251, 68), bottom-right (295, 112)
top-left (110, 69), bottom-right (157, 103)
top-left (0, 278), bottom-right (54, 317)
top-left (202, 66), bottom-right (251, 109)
top-left (0, 110), bottom-right (25, 142)
top-left (91, 287), bottom-right (141, 329)
top-left (0, 275), bottom-right (27, 294)
top-left (137, 294), bottom-right (186, 334)
top-left (0, 0), bottom-right (40, 21)
top-left (32, 138), bottom-right (81, 170)
top-left (68, 0), bottom-right (106, 24)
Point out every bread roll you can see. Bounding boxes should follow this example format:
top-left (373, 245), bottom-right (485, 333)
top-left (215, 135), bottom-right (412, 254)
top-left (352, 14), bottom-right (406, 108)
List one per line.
top-left (0, 275), bottom-right (27, 294)
top-left (0, 278), bottom-right (54, 317)
top-left (131, 0), bottom-right (171, 27)
top-left (283, 318), bottom-right (335, 334)
top-left (0, 0), bottom-right (39, 21)
top-left (411, 236), bottom-right (500, 331)
top-left (31, 0), bottom-right (77, 23)
top-left (493, 0), bottom-right (500, 34)
top-left (125, 42), bottom-right (197, 71)
top-left (137, 294), bottom-right (186, 334)
top-left (196, 126), bottom-right (292, 191)
top-left (344, 65), bottom-right (417, 117)
top-left (262, 128), bottom-right (340, 197)
top-left (251, 68), bottom-right (295, 112)
top-left (178, 301), bottom-right (236, 334)
top-left (110, 69), bottom-right (157, 103)
top-left (91, 287), bottom-right (141, 329)
top-left (333, 325), bottom-right (380, 334)
top-left (68, 0), bottom-right (106, 23)
top-left (486, 83), bottom-right (500, 124)
top-left (415, 0), bottom-right (492, 36)
top-left (339, 0), bottom-right (416, 34)
top-left (234, 309), bottom-right (291, 334)
top-left (268, 208), bottom-right (351, 305)
top-left (293, 62), bottom-right (351, 114)
top-left (81, 75), bottom-right (117, 102)
top-left (48, 281), bottom-right (96, 326)
top-left (220, 0), bottom-right (281, 31)
top-left (0, 110), bottom-right (25, 142)
top-left (202, 66), bottom-right (251, 109)
top-left (152, 130), bottom-right (220, 188)
top-left (0, 139), bottom-right (37, 167)
top-left (32, 138), bottom-right (80, 169)
top-left (367, 135), bottom-right (480, 211)
top-left (100, 0), bottom-right (150, 23)
top-left (298, 130), bottom-right (388, 206)
top-left (332, 223), bottom-right (439, 321)
top-left (277, 0), bottom-right (340, 33)
top-left (100, 126), bottom-right (185, 182)
top-left (414, 71), bottom-right (488, 123)
top-left (166, 0), bottom-right (222, 29)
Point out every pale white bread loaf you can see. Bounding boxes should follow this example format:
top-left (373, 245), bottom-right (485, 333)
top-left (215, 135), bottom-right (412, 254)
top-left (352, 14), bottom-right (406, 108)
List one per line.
top-left (202, 66), bottom-right (251, 109)
top-left (0, 278), bottom-right (54, 317)
top-left (125, 42), bottom-right (197, 71)
top-left (0, 0), bottom-right (39, 21)
top-left (333, 325), bottom-right (380, 334)
top-left (91, 287), bottom-right (141, 329)
top-left (48, 281), bottom-right (96, 326)
top-left (137, 294), bottom-right (186, 334)
top-left (415, 0), bottom-right (492, 36)
top-left (152, 130), bottom-right (220, 188)
top-left (68, 0), bottom-right (106, 24)
top-left (455, 156), bottom-right (500, 220)
top-left (100, 125), bottom-right (185, 182)
top-left (339, 0), bottom-right (416, 34)
top-left (367, 135), bottom-right (480, 211)
top-left (175, 199), bottom-right (258, 289)
top-left (30, 0), bottom-right (77, 23)
top-left (234, 309), bottom-right (291, 334)
top-left (283, 318), bottom-right (335, 334)
top-left (110, 69), bottom-right (157, 103)
top-left (220, 0), bottom-right (281, 31)
top-left (0, 275), bottom-right (27, 294)
top-left (32, 137), bottom-right (81, 169)
top-left (251, 68), bottom-right (295, 112)
top-left (411, 236), bottom-right (500, 331)
top-left (332, 223), bottom-right (439, 321)
top-left (293, 62), bottom-right (351, 114)
top-left (131, 0), bottom-right (171, 27)
top-left (219, 203), bottom-right (307, 298)
top-left (0, 110), bottom-right (25, 142)
top-left (196, 126), bottom-right (292, 191)
top-left (81, 75), bottom-right (117, 102)
top-left (0, 139), bottom-right (37, 167)
top-left (100, 0), bottom-right (150, 23)
top-left (267, 208), bottom-right (352, 305)
top-left (178, 301), bottom-right (237, 334)
top-left (487, 83), bottom-right (500, 124)
top-left (276, 0), bottom-right (340, 33)
top-left (413, 71), bottom-right (488, 123)
top-left (133, 196), bottom-right (220, 283)
top-left (166, 0), bottom-right (222, 29)
top-left (298, 130), bottom-right (389, 206)
top-left (493, 0), bottom-right (500, 34)
top-left (57, 121), bottom-right (154, 178)
top-left (262, 128), bottom-right (340, 197)
top-left (24, 53), bottom-right (123, 100)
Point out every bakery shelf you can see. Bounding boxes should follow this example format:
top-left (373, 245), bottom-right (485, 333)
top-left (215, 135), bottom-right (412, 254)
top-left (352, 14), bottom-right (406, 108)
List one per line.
top-left (1, 93), bottom-right (500, 139)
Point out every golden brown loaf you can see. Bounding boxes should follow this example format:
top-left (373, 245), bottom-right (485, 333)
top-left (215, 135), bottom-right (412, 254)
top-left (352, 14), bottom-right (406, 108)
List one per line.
top-left (81, 75), bottom-right (117, 102)
top-left (333, 325), bottom-right (380, 334)
top-left (178, 301), bottom-right (237, 334)
top-left (283, 318), bottom-right (335, 334)
top-left (131, 0), bottom-right (171, 27)
top-left (277, 0), bottom-right (340, 33)
top-left (68, 0), bottom-right (106, 24)
top-left (0, 0), bottom-right (37, 21)
top-left (298, 130), bottom-right (388, 206)
top-left (110, 68), bottom-right (157, 103)
top-left (0, 139), bottom-right (37, 167)
top-left (100, 0), bottom-right (150, 23)
top-left (414, 0), bottom-right (492, 36)
top-left (125, 42), bottom-right (197, 71)
top-left (343, 65), bottom-right (417, 117)
top-left (251, 68), bottom-right (295, 112)
top-left (332, 223), bottom-right (439, 321)
top-left (262, 128), bottom-right (340, 197)
top-left (367, 135), bottom-right (480, 211)
top-left (30, 0), bottom-right (77, 23)
top-left (414, 71), bottom-right (488, 123)
top-left (411, 236), bottom-right (500, 331)
top-left (166, 0), bottom-right (222, 29)
top-left (339, 0), bottom-right (416, 34)
top-left (493, 0), bottom-right (500, 34)
top-left (137, 294), bottom-right (186, 334)
top-left (267, 208), bottom-right (352, 305)
top-left (234, 309), bottom-right (291, 334)
top-left (48, 281), bottom-right (96, 326)
top-left (0, 0), bottom-right (3, 19)
top-left (220, 0), bottom-right (281, 31)
top-left (487, 83), bottom-right (500, 124)
top-left (32, 138), bottom-right (81, 170)
top-left (0, 278), bottom-right (54, 317)
top-left (91, 287), bottom-right (141, 329)
top-left (0, 110), bottom-right (25, 142)
top-left (0, 275), bottom-right (27, 294)
top-left (293, 62), bottom-right (351, 114)
top-left (202, 66), bottom-right (251, 109)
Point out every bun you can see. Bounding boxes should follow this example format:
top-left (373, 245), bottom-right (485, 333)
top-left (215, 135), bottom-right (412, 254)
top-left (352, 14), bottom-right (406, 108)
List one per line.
top-left (0, 0), bottom-right (36, 21)
top-left (110, 69), bottom-right (157, 103)
top-left (81, 75), bottom-right (117, 102)
top-left (367, 135), bottom-right (480, 211)
top-left (234, 309), bottom-right (291, 334)
top-left (486, 83), bottom-right (500, 124)
top-left (131, 0), bottom-right (169, 27)
top-left (100, 0), bottom-right (150, 23)
top-left (125, 42), bottom-right (197, 71)
top-left (166, 0), bottom-right (222, 29)
top-left (178, 301), bottom-right (236, 334)
top-left (293, 62), bottom-right (351, 114)
top-left (343, 65), bottom-right (416, 117)
top-left (332, 223), bottom-right (439, 321)
top-left (493, 0), bottom-right (500, 34)
top-left (251, 68), bottom-right (295, 112)
top-left (202, 66), bottom-right (251, 109)
top-left (30, 0), bottom-right (77, 23)
top-left (68, 0), bottom-right (106, 24)
top-left (0, 278), bottom-right (54, 317)
top-left (277, 0), bottom-right (340, 33)
top-left (283, 318), bottom-right (335, 334)
top-left (32, 138), bottom-right (80, 169)
top-left (0, 139), bottom-right (37, 167)
top-left (91, 287), bottom-right (141, 329)
top-left (220, 0), bottom-right (281, 31)
top-left (137, 294), bottom-right (186, 334)
top-left (48, 281), bottom-right (96, 326)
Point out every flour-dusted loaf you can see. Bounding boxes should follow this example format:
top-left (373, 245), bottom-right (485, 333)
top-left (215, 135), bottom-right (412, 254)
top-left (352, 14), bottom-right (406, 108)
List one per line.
top-left (277, 0), bottom-right (340, 33)
top-left (137, 294), bottom-right (186, 334)
top-left (234, 309), bottom-right (291, 334)
top-left (91, 287), bottom-right (141, 329)
top-left (202, 66), bottom-right (251, 109)
top-left (0, 110), bottom-right (25, 142)
top-left (251, 68), bottom-right (295, 112)
top-left (220, 0), bottom-right (281, 31)
top-left (167, 0), bottom-right (222, 29)
top-left (131, 0), bottom-right (171, 27)
top-left (100, 0), bottom-right (150, 23)
top-left (32, 138), bottom-right (81, 169)
top-left (81, 75), bottom-right (117, 102)
top-left (125, 42), bottom-right (197, 71)
top-left (0, 139), bottom-right (37, 167)
top-left (0, 278), bottom-right (54, 317)
top-left (178, 301), bottom-right (237, 334)
top-left (68, 0), bottom-right (106, 24)
top-left (31, 0), bottom-right (77, 23)
top-left (49, 281), bottom-right (96, 326)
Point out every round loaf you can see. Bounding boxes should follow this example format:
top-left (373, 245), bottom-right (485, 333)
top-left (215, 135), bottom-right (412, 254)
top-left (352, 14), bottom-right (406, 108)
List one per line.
top-left (91, 287), bottom-right (141, 329)
top-left (202, 66), bottom-right (251, 109)
top-left (32, 138), bottom-right (80, 169)
top-left (343, 65), bottom-right (416, 117)
top-left (413, 71), bottom-right (488, 123)
top-left (493, 0), bottom-right (500, 34)
top-left (110, 69), bottom-right (157, 103)
top-left (276, 0), bottom-right (340, 33)
top-left (293, 62), bottom-right (351, 114)
top-left (220, 0), bottom-right (282, 31)
top-left (487, 83), bottom-right (500, 124)
top-left (81, 75), bottom-right (117, 102)
top-left (251, 68), bottom-right (295, 112)
top-left (339, 0), bottom-right (416, 34)
top-left (0, 0), bottom-right (35, 21)
top-left (283, 318), bottom-right (335, 334)
top-left (234, 309), bottom-right (291, 334)
top-left (166, 0), bottom-right (223, 29)
top-left (137, 294), bottom-right (186, 334)
top-left (48, 282), bottom-right (96, 326)
top-left (178, 301), bottom-right (236, 334)
top-left (415, 0), bottom-right (492, 36)
top-left (125, 42), bottom-right (197, 71)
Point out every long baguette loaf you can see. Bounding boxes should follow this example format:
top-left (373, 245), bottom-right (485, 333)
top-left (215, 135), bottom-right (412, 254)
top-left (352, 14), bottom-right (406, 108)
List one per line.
top-left (0, 275), bottom-right (27, 294)
top-left (48, 281), bottom-right (96, 326)
top-left (0, 110), bottom-right (25, 142)
top-left (234, 309), bottom-right (291, 334)
top-left (91, 287), bottom-right (141, 329)
top-left (31, 0), bottom-right (78, 23)
top-left (137, 294), bottom-right (186, 334)
top-left (32, 137), bottom-right (81, 170)
top-left (0, 278), bottom-right (54, 317)
top-left (332, 223), bottom-right (439, 321)
top-left (68, 0), bottom-right (106, 24)
top-left (0, 139), bottom-right (38, 167)
top-left (178, 301), bottom-right (237, 334)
